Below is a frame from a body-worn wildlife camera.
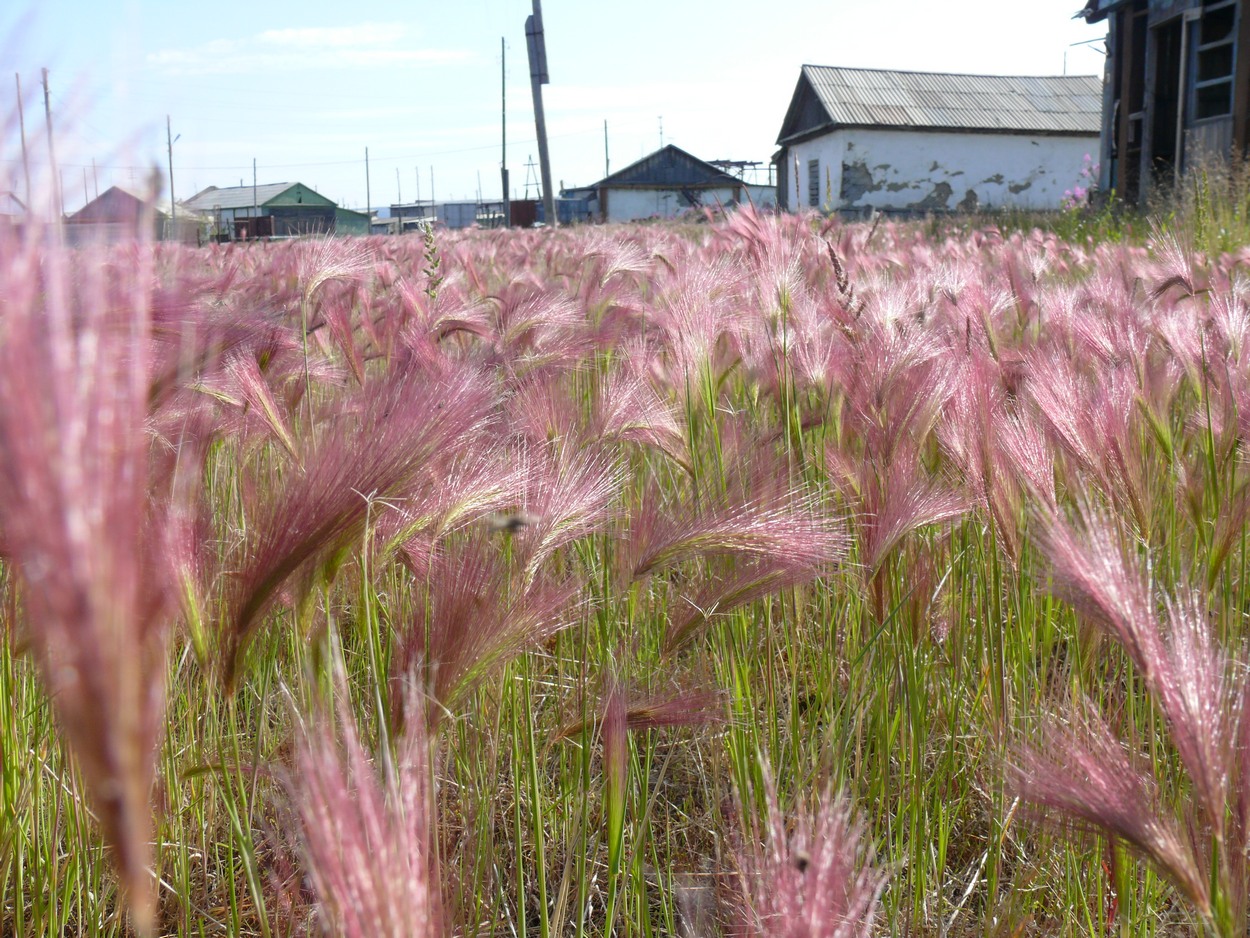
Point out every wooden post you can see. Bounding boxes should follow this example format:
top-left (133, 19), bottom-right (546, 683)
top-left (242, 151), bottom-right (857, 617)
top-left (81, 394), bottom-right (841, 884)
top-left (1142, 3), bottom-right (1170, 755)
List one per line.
top-left (167, 115), bottom-right (176, 229)
top-left (42, 68), bottom-right (61, 218)
top-left (15, 73), bottom-right (30, 209)
top-left (526, 1), bottom-right (556, 226)
top-left (501, 36), bottom-right (509, 228)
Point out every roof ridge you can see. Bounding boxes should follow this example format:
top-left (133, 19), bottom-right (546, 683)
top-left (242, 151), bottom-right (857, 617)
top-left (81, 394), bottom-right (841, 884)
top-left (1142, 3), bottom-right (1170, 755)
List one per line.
top-left (799, 63), bottom-right (1100, 81)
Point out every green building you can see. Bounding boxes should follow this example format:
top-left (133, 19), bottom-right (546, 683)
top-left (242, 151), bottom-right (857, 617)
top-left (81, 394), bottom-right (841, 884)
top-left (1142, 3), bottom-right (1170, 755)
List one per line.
top-left (184, 181), bottom-right (364, 240)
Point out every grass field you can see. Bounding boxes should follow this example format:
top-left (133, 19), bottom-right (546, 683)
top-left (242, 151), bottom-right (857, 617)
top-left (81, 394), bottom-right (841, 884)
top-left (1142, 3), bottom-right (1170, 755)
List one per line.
top-left (2, 201), bottom-right (1250, 936)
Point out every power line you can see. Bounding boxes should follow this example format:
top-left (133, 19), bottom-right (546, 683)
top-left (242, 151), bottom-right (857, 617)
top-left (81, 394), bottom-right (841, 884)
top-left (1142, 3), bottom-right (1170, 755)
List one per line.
top-left (2, 117), bottom-right (656, 175)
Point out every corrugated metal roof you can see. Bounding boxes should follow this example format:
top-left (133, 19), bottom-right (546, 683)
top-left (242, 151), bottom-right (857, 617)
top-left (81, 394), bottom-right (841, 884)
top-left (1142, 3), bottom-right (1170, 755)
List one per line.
top-left (789, 66), bottom-right (1102, 138)
top-left (183, 182), bottom-right (298, 211)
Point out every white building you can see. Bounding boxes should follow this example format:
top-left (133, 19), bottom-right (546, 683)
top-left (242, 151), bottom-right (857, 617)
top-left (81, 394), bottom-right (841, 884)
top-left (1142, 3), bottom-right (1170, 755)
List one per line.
top-left (773, 66), bottom-right (1102, 214)
top-left (587, 145), bottom-right (760, 223)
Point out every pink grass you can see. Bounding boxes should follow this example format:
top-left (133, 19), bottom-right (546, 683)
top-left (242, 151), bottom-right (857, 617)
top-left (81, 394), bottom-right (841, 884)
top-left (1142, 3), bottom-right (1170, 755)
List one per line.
top-left (728, 774), bottom-right (884, 938)
top-left (287, 680), bottom-right (444, 937)
top-left (0, 233), bottom-right (176, 932)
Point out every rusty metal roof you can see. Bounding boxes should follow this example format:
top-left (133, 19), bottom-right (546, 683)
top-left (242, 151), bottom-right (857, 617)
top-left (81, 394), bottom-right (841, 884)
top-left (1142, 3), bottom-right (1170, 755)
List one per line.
top-left (784, 66), bottom-right (1102, 141)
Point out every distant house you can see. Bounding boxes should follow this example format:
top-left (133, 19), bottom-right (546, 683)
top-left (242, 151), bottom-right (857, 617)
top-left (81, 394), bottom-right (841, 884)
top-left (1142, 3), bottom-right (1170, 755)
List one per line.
top-left (388, 200), bottom-right (508, 230)
top-left (335, 206), bottom-right (371, 236)
top-left (586, 145), bottom-right (754, 222)
top-left (0, 191), bottom-right (27, 233)
top-left (184, 182), bottom-right (349, 240)
top-left (1081, 0), bottom-right (1250, 205)
top-left (390, 201), bottom-right (435, 234)
top-left (773, 66), bottom-right (1102, 214)
top-left (64, 185), bottom-right (208, 244)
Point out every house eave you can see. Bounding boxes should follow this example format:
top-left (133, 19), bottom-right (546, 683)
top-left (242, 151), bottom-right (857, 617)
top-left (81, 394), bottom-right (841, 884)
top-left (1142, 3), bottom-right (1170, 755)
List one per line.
top-left (599, 181), bottom-right (739, 190)
top-left (777, 123), bottom-right (1099, 146)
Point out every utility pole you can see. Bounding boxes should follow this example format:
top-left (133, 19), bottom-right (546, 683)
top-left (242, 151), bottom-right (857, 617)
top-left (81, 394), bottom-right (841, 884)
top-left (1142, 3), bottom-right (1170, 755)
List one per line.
top-left (525, 0), bottom-right (555, 225)
top-left (396, 166), bottom-right (402, 204)
top-left (604, 119), bottom-right (609, 177)
top-left (365, 146), bottom-right (371, 217)
top-left (91, 158), bottom-right (98, 199)
top-left (166, 115), bottom-right (177, 228)
top-left (659, 116), bottom-right (664, 148)
top-left (14, 73), bottom-right (30, 209)
top-left (501, 36), bottom-right (510, 228)
top-left (252, 158), bottom-right (257, 235)
top-left (42, 68), bottom-right (61, 218)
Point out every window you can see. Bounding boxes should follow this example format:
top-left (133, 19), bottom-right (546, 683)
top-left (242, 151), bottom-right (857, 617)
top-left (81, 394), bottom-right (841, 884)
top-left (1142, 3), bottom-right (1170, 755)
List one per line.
top-left (808, 159), bottom-right (820, 208)
top-left (1193, 0), bottom-right (1237, 120)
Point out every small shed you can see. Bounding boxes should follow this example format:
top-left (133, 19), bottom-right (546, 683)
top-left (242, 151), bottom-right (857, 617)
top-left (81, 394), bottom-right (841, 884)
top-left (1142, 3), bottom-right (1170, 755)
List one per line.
top-left (184, 182), bottom-right (342, 239)
top-left (1081, 0), bottom-right (1250, 205)
top-left (773, 66), bottom-right (1102, 214)
top-left (588, 145), bottom-right (747, 222)
top-left (64, 185), bottom-right (208, 244)
top-left (335, 206), bottom-right (371, 236)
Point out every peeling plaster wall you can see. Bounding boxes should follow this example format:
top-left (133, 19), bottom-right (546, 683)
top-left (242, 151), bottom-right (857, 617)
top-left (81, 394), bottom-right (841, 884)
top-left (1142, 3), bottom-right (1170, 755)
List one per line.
top-left (785, 128), bottom-right (1096, 213)
top-left (782, 135), bottom-right (847, 212)
top-left (604, 186), bottom-right (740, 222)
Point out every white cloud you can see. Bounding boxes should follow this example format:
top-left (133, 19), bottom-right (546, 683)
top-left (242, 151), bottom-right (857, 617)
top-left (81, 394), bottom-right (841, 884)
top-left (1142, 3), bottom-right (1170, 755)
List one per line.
top-left (257, 24), bottom-right (402, 48)
top-left (147, 22), bottom-right (472, 75)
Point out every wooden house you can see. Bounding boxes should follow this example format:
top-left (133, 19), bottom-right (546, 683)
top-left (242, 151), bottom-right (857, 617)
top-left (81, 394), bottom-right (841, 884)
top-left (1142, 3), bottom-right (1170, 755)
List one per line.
top-left (64, 185), bottom-right (208, 244)
top-left (184, 182), bottom-right (344, 240)
top-left (1081, 0), bottom-right (1250, 204)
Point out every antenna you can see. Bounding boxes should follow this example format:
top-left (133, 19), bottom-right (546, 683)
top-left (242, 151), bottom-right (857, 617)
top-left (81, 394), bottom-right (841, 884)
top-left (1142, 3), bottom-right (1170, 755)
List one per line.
top-left (524, 155), bottom-right (540, 199)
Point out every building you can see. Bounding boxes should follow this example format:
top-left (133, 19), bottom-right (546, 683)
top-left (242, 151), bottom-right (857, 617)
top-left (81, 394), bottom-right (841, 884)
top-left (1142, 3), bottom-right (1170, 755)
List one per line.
top-left (389, 200), bottom-right (507, 230)
top-left (773, 66), bottom-right (1102, 214)
top-left (63, 185), bottom-right (209, 244)
top-left (1081, 0), bottom-right (1250, 205)
top-left (184, 182), bottom-right (348, 240)
top-left (390, 201), bottom-right (435, 233)
top-left (586, 145), bottom-right (754, 222)
top-left (335, 206), bottom-right (370, 236)
top-left (0, 191), bottom-right (27, 234)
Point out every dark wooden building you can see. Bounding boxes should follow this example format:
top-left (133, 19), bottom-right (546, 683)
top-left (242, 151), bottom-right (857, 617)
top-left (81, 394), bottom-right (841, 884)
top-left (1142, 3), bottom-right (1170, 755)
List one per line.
top-left (1082, 0), bottom-right (1250, 204)
top-left (64, 186), bottom-right (207, 244)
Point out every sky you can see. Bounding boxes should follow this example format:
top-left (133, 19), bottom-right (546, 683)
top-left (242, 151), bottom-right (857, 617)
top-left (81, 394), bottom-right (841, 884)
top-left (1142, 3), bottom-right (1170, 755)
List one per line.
top-left (2, 1), bottom-right (1107, 216)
